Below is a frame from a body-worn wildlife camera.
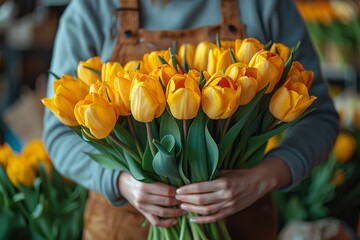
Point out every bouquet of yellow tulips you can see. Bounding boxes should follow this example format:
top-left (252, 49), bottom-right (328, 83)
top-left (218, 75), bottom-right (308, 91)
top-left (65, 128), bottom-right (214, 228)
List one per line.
top-left (42, 37), bottom-right (316, 239)
top-left (0, 140), bottom-right (87, 240)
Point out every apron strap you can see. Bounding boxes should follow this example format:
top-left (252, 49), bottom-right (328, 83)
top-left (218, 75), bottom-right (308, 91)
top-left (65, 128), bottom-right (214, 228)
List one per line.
top-left (118, 0), bottom-right (140, 44)
top-left (220, 0), bottom-right (245, 39)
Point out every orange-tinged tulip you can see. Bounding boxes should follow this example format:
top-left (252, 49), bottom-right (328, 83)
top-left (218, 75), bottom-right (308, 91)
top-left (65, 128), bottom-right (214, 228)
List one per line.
top-left (178, 43), bottom-right (196, 69)
top-left (331, 169), bottom-right (345, 186)
top-left (0, 143), bottom-right (13, 167)
top-left (207, 47), bottom-right (233, 75)
top-left (101, 62), bottom-right (124, 83)
top-left (166, 74), bottom-right (201, 120)
top-left (269, 81), bottom-right (316, 122)
top-left (220, 40), bottom-right (235, 49)
top-left (42, 74), bottom-right (89, 126)
top-left (6, 156), bottom-right (36, 187)
top-left (235, 38), bottom-right (264, 64)
top-left (150, 64), bottom-right (178, 87)
top-left (186, 69), bottom-right (201, 85)
top-left (249, 50), bottom-right (284, 93)
top-left (77, 56), bottom-right (103, 86)
top-left (286, 61), bottom-right (314, 88)
top-left (130, 73), bottom-right (166, 122)
top-left (202, 73), bottom-right (241, 119)
top-left (333, 132), bottom-right (356, 163)
top-left (270, 42), bottom-right (291, 62)
top-left (74, 93), bottom-right (118, 139)
top-left (193, 41), bottom-right (217, 71)
top-left (90, 81), bottom-right (130, 116)
top-left (225, 63), bottom-right (259, 105)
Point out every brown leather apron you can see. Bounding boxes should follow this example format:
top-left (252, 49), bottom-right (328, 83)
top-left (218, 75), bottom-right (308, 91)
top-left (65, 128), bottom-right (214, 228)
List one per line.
top-left (83, 0), bottom-right (277, 239)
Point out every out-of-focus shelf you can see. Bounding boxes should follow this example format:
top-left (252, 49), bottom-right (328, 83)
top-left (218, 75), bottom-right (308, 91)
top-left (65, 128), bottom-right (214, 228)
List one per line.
top-left (320, 62), bottom-right (358, 90)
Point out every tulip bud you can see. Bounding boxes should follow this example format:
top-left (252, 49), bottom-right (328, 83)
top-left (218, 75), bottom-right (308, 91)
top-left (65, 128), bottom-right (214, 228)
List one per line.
top-left (270, 42), bottom-right (291, 62)
top-left (333, 132), bottom-right (356, 163)
top-left (150, 64), bottom-right (178, 87)
top-left (225, 63), bottom-right (260, 105)
top-left (193, 41), bottom-right (217, 71)
top-left (235, 38), bottom-right (264, 64)
top-left (130, 73), bottom-right (166, 122)
top-left (74, 93), bottom-right (118, 139)
top-left (124, 60), bottom-right (142, 73)
top-left (178, 43), bottom-right (196, 69)
top-left (101, 62), bottom-right (124, 83)
top-left (207, 47), bottom-right (233, 75)
top-left (249, 50), bottom-right (284, 93)
top-left (269, 81), bottom-right (316, 122)
top-left (77, 56), bottom-right (103, 86)
top-left (42, 74), bottom-right (89, 126)
top-left (0, 143), bottom-right (13, 167)
top-left (166, 74), bottom-right (201, 120)
top-left (202, 73), bottom-right (241, 119)
top-left (286, 61), bottom-right (314, 88)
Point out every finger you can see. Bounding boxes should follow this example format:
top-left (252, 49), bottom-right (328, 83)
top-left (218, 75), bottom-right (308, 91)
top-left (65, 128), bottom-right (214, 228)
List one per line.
top-left (180, 201), bottom-right (224, 215)
top-left (175, 191), bottom-right (225, 205)
top-left (143, 182), bottom-right (178, 197)
top-left (189, 207), bottom-right (234, 224)
top-left (137, 193), bottom-right (181, 206)
top-left (143, 213), bottom-right (178, 227)
top-left (176, 179), bottom-right (223, 194)
top-left (139, 204), bottom-right (185, 219)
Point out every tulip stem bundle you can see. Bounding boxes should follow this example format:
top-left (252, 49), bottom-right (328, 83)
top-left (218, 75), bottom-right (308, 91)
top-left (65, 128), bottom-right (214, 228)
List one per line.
top-left (42, 36), bottom-right (318, 239)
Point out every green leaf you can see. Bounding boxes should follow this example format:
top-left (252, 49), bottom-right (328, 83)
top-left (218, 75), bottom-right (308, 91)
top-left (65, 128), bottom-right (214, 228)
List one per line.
top-left (205, 122), bottom-right (219, 180)
top-left (186, 110), bottom-right (209, 182)
top-left (229, 48), bottom-right (237, 63)
top-left (31, 194), bottom-right (45, 219)
top-left (152, 135), bottom-right (182, 186)
top-left (123, 151), bottom-right (152, 183)
top-left (218, 86), bottom-right (266, 168)
top-left (83, 65), bottom-right (101, 75)
top-left (12, 192), bottom-right (26, 202)
top-left (84, 152), bottom-right (128, 171)
top-left (159, 112), bottom-right (182, 151)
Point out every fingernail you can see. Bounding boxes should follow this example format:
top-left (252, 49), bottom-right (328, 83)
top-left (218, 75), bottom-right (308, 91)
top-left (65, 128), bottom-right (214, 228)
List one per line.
top-left (189, 218), bottom-right (197, 223)
top-left (175, 194), bottom-right (180, 200)
top-left (176, 189), bottom-right (182, 194)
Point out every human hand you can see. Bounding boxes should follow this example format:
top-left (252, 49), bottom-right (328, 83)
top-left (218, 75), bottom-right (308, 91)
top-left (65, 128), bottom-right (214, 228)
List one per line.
top-left (118, 172), bottom-right (185, 227)
top-left (175, 157), bottom-right (291, 224)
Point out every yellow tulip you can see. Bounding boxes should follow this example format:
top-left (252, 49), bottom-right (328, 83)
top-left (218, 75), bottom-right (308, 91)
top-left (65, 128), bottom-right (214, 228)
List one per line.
top-left (225, 63), bottom-right (260, 105)
top-left (109, 76), bottom-right (132, 116)
top-left (202, 73), bottom-right (241, 119)
top-left (331, 169), bottom-right (345, 186)
top-left (235, 38), bottom-right (264, 64)
top-left (42, 74), bottom-right (89, 126)
top-left (270, 42), bottom-right (292, 62)
top-left (220, 40), bottom-right (235, 50)
top-left (101, 62), bottom-right (124, 83)
top-left (269, 81), bottom-right (316, 122)
top-left (166, 74), bottom-right (201, 120)
top-left (193, 41), bottom-right (217, 71)
top-left (130, 73), bottom-right (166, 122)
top-left (0, 143), bottom-right (13, 167)
top-left (286, 61), bottom-right (314, 89)
top-left (264, 135), bottom-right (279, 154)
top-left (90, 81), bottom-right (130, 116)
top-left (178, 43), bottom-right (196, 69)
top-left (186, 69), bottom-right (201, 85)
top-left (150, 64), bottom-right (178, 87)
top-left (124, 60), bottom-right (142, 73)
top-left (6, 156), bottom-right (36, 187)
top-left (74, 93), bottom-right (118, 139)
top-left (333, 132), bottom-right (356, 163)
top-left (142, 50), bottom-right (171, 73)
top-left (22, 140), bottom-right (52, 173)
top-left (77, 56), bottom-right (103, 86)
top-left (207, 47), bottom-right (233, 75)
top-left (249, 50), bottom-right (284, 93)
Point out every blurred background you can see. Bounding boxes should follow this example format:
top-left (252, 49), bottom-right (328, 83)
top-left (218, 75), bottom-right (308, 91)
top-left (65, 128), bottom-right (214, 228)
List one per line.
top-left (0, 0), bottom-right (359, 239)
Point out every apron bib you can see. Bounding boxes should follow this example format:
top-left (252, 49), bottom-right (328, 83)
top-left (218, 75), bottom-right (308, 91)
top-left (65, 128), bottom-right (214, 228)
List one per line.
top-left (83, 1), bottom-right (276, 239)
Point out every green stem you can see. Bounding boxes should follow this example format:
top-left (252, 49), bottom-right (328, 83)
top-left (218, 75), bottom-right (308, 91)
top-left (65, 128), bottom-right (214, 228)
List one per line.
top-left (127, 116), bottom-right (144, 157)
top-left (108, 133), bottom-right (142, 165)
top-left (183, 120), bottom-right (189, 142)
top-left (218, 220), bottom-right (232, 240)
top-left (146, 122), bottom-right (156, 157)
top-left (221, 117), bottom-right (232, 140)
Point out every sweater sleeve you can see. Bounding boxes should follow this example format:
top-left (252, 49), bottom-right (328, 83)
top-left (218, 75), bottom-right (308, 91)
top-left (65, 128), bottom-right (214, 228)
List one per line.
top-left (260, 0), bottom-right (340, 190)
top-left (42, 0), bottom-right (126, 206)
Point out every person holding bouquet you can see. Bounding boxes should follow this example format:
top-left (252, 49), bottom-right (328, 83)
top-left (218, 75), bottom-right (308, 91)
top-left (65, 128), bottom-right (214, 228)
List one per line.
top-left (43, 0), bottom-right (339, 239)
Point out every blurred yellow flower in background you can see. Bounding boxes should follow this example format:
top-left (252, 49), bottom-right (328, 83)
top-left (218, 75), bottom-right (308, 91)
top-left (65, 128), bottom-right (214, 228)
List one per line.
top-left (333, 132), bottom-right (357, 163)
top-left (0, 143), bottom-right (13, 167)
top-left (193, 41), bottom-right (216, 71)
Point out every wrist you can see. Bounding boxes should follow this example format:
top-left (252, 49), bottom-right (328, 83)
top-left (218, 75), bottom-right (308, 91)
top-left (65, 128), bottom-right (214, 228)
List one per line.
top-left (252, 156), bottom-right (292, 191)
